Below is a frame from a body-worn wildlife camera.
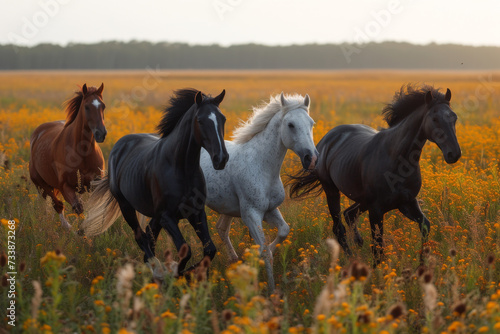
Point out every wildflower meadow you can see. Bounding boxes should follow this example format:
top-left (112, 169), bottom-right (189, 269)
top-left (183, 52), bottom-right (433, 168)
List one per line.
top-left (1, 70), bottom-right (500, 333)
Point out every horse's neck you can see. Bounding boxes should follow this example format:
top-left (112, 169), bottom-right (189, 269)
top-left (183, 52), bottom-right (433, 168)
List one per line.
top-left (166, 108), bottom-right (200, 174)
top-left (388, 106), bottom-right (428, 161)
top-left (244, 112), bottom-right (287, 173)
top-left (64, 104), bottom-right (95, 148)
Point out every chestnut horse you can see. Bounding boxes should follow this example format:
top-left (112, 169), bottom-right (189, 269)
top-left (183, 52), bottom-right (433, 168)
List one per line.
top-left (29, 84), bottom-right (107, 229)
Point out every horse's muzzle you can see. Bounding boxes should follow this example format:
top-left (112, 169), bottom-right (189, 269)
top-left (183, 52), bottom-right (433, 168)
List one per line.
top-left (302, 150), bottom-right (319, 170)
top-left (94, 129), bottom-right (107, 143)
top-left (212, 153), bottom-right (229, 170)
top-left (444, 149), bottom-right (461, 164)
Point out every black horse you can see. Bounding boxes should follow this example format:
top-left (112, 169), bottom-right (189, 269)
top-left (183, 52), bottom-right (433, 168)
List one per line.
top-left (289, 84), bottom-right (461, 264)
top-left (82, 89), bottom-right (229, 278)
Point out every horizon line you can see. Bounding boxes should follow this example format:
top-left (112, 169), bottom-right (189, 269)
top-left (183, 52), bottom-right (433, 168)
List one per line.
top-left (2, 40), bottom-right (500, 49)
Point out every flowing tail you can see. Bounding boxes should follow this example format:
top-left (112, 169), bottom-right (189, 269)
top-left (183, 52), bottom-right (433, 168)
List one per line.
top-left (80, 175), bottom-right (122, 236)
top-left (287, 169), bottom-right (324, 199)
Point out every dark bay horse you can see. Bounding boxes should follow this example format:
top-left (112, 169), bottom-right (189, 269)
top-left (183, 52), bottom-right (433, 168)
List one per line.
top-left (82, 89), bottom-right (229, 279)
top-left (289, 85), bottom-right (461, 264)
top-left (30, 84), bottom-right (106, 229)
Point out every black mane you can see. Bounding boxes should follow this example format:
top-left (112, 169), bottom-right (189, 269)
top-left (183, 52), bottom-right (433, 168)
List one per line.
top-left (157, 88), bottom-right (215, 138)
top-left (382, 84), bottom-right (448, 127)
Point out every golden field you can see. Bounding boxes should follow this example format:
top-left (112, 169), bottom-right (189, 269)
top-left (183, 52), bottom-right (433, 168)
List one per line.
top-left (1, 70), bottom-right (500, 333)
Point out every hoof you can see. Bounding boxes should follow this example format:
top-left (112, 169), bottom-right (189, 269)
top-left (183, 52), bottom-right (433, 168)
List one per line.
top-left (228, 252), bottom-right (239, 264)
top-left (62, 221), bottom-right (72, 230)
top-left (354, 234), bottom-right (364, 247)
top-left (147, 257), bottom-right (167, 281)
top-left (59, 213), bottom-right (72, 230)
top-left (167, 261), bottom-right (179, 277)
top-left (73, 203), bottom-right (84, 215)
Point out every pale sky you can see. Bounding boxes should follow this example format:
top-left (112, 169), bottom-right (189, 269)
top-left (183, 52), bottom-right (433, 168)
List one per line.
top-left (2, 0), bottom-right (499, 47)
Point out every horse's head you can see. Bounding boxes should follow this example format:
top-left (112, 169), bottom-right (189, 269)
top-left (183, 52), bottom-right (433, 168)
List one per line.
top-left (194, 89), bottom-right (229, 170)
top-left (82, 83), bottom-right (107, 143)
top-left (279, 93), bottom-right (318, 170)
top-left (422, 88), bottom-right (461, 164)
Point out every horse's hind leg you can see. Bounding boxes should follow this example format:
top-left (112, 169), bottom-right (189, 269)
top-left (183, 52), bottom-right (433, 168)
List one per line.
top-left (144, 217), bottom-right (170, 278)
top-left (368, 208), bottom-right (384, 267)
top-left (118, 199), bottom-right (157, 266)
top-left (47, 188), bottom-right (71, 230)
top-left (146, 217), bottom-right (162, 257)
top-left (264, 208), bottom-right (290, 256)
top-left (242, 208), bottom-right (275, 291)
top-left (216, 214), bottom-right (238, 262)
top-left (30, 170), bottom-right (71, 229)
top-left (398, 199), bottom-right (431, 263)
top-left (159, 212), bottom-right (192, 275)
top-left (49, 194), bottom-right (71, 230)
top-left (343, 202), bottom-right (364, 247)
top-left (323, 182), bottom-right (351, 256)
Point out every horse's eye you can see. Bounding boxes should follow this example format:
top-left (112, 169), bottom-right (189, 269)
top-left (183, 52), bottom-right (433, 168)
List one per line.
top-left (288, 123), bottom-right (295, 129)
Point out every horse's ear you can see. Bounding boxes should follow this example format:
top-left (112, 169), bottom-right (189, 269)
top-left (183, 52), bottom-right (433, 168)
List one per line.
top-left (425, 90), bottom-right (433, 105)
top-left (195, 91), bottom-right (203, 107)
top-left (82, 84), bottom-right (88, 95)
top-left (304, 94), bottom-right (310, 108)
top-left (280, 92), bottom-right (287, 106)
top-left (213, 89), bottom-right (225, 106)
top-left (445, 88), bottom-right (451, 102)
top-left (96, 83), bottom-right (104, 96)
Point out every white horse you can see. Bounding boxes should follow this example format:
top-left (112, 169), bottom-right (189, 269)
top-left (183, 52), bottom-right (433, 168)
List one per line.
top-left (200, 92), bottom-right (318, 290)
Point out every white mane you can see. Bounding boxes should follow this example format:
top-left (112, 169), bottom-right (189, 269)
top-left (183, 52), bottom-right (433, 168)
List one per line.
top-left (232, 93), bottom-right (308, 144)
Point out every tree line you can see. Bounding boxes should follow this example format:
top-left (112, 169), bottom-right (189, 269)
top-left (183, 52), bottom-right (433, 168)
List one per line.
top-left (0, 41), bottom-right (499, 70)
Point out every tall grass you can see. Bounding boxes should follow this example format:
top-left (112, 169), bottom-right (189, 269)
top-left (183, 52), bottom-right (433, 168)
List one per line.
top-left (1, 70), bottom-right (500, 333)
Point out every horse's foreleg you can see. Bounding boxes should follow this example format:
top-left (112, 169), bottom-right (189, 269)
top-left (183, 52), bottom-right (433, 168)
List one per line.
top-left (186, 212), bottom-right (217, 275)
top-left (398, 199), bottom-right (430, 238)
top-left (242, 209), bottom-right (275, 292)
top-left (398, 199), bottom-right (431, 263)
top-left (47, 187), bottom-right (70, 230)
top-left (61, 183), bottom-right (83, 214)
top-left (343, 202), bottom-right (364, 247)
top-left (368, 208), bottom-right (384, 267)
top-left (216, 214), bottom-right (238, 262)
top-left (264, 208), bottom-right (290, 256)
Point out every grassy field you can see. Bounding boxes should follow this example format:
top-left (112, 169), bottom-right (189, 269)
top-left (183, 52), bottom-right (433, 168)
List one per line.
top-left (1, 70), bottom-right (500, 333)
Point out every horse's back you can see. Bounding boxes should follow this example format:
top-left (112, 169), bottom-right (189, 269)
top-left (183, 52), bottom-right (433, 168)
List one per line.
top-left (111, 133), bottom-right (158, 159)
top-left (318, 124), bottom-right (376, 149)
top-left (29, 120), bottom-right (65, 187)
top-left (109, 133), bottom-right (160, 179)
top-left (30, 120), bottom-right (65, 147)
top-left (202, 138), bottom-right (287, 217)
top-left (108, 133), bottom-right (166, 215)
